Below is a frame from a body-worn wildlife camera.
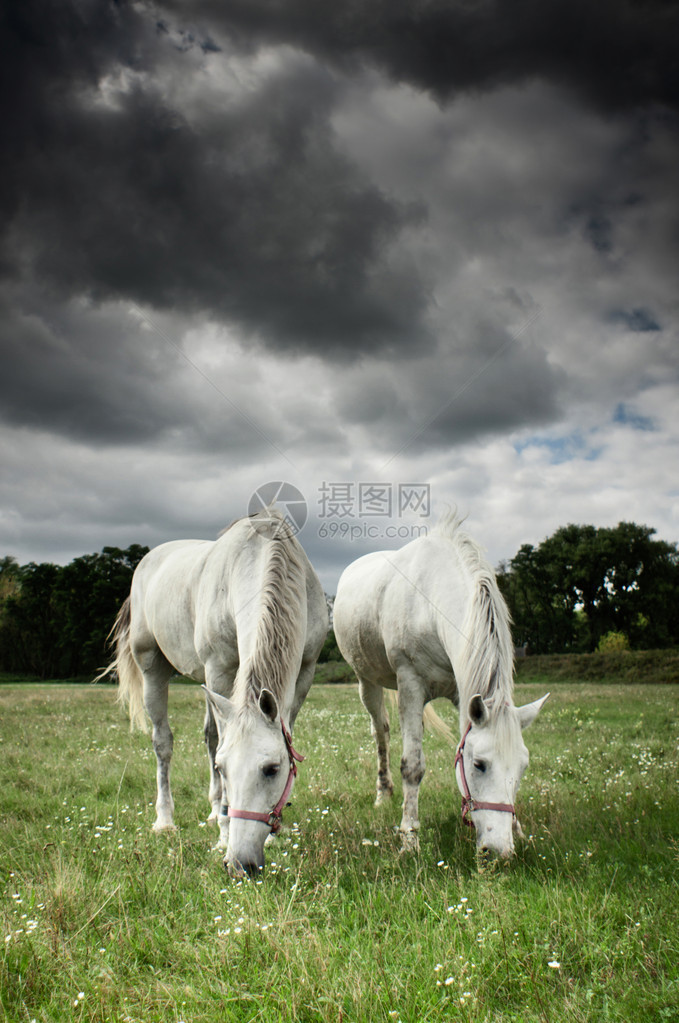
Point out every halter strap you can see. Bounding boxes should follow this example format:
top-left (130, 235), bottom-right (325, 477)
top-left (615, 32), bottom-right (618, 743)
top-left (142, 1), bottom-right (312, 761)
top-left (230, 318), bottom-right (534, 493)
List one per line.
top-left (454, 722), bottom-right (515, 827)
top-left (223, 719), bottom-right (304, 834)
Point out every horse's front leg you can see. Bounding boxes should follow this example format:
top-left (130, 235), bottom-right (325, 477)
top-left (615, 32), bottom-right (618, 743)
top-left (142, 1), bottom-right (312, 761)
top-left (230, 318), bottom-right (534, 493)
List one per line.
top-left (289, 659), bottom-right (317, 728)
top-left (203, 702), bottom-right (229, 849)
top-left (204, 667), bottom-right (236, 849)
top-left (396, 670), bottom-right (426, 852)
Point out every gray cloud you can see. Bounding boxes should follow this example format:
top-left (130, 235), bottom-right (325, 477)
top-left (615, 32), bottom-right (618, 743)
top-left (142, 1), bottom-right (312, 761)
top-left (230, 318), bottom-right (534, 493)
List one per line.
top-left (0, 292), bottom-right (182, 443)
top-left (1, 1), bottom-right (678, 579)
top-left (0, 287), bottom-right (321, 458)
top-left (2, 3), bottom-right (430, 358)
top-left (164, 0), bottom-right (679, 113)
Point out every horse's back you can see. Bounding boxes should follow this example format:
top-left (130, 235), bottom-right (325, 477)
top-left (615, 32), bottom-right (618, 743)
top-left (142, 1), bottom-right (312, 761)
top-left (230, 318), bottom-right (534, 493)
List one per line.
top-left (129, 520), bottom-right (326, 683)
top-left (334, 535), bottom-right (466, 693)
top-left (130, 538), bottom-right (217, 679)
top-left (133, 539), bottom-right (213, 610)
top-left (334, 551), bottom-right (394, 683)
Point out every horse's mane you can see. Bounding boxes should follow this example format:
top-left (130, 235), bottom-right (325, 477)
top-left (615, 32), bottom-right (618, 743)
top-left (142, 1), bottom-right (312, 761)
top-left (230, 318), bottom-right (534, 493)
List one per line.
top-left (434, 512), bottom-right (515, 728)
top-left (230, 510), bottom-right (308, 715)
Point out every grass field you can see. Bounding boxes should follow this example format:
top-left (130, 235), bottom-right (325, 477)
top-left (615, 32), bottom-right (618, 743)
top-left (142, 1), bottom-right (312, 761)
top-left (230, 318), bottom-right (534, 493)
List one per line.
top-left (1, 678), bottom-right (678, 1022)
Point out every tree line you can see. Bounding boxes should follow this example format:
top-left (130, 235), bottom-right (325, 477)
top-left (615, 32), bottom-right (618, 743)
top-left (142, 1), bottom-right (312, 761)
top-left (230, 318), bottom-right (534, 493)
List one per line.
top-left (0, 546), bottom-right (149, 679)
top-left (0, 520), bottom-right (677, 678)
top-left (497, 522), bottom-right (679, 654)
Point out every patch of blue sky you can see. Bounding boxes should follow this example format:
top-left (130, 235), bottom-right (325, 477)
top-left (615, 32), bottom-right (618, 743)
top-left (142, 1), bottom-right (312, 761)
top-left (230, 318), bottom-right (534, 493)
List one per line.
top-left (613, 403), bottom-right (656, 432)
top-left (609, 307), bottom-right (661, 332)
top-left (514, 431), bottom-right (602, 465)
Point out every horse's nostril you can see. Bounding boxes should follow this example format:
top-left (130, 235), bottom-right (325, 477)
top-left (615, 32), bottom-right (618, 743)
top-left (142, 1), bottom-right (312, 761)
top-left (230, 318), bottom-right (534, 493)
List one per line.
top-left (229, 860), bottom-right (264, 877)
top-left (245, 862), bottom-right (264, 877)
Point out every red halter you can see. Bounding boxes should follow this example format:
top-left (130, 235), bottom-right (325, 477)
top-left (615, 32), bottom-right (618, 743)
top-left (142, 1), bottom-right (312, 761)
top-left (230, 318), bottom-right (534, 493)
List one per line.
top-left (224, 720), bottom-right (304, 835)
top-left (454, 722), bottom-right (515, 827)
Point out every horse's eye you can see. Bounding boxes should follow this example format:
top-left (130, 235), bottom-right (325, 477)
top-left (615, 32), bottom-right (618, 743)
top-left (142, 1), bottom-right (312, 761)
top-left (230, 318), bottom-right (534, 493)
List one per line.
top-left (473, 760), bottom-right (487, 773)
top-left (262, 763), bottom-right (280, 779)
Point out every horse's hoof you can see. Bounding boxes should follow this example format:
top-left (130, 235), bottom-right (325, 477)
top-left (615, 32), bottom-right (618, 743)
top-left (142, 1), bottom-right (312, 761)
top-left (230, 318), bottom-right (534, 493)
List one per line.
top-left (152, 821), bottom-right (177, 833)
top-left (399, 830), bottom-right (420, 854)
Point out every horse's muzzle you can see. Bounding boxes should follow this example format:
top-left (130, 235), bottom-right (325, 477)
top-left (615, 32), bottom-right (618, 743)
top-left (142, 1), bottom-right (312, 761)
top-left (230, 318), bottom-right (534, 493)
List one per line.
top-left (225, 856), bottom-right (264, 879)
top-left (478, 842), bottom-right (514, 861)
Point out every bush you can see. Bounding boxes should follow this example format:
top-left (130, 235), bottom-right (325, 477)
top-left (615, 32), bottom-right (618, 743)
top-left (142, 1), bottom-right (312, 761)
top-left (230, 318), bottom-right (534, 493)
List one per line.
top-left (317, 629), bottom-right (343, 663)
top-left (514, 647), bottom-right (679, 684)
top-left (597, 631), bottom-right (630, 654)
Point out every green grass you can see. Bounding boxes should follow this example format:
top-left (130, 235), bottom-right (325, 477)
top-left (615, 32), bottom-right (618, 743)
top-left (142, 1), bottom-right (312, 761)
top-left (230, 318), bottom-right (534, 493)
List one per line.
top-left (1, 681), bottom-right (678, 1022)
top-left (515, 647), bottom-right (679, 685)
top-left (283, 646), bottom-right (679, 688)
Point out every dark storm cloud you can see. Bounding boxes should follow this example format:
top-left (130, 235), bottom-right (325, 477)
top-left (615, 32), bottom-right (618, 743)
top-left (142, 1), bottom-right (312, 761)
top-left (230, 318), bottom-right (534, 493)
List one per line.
top-left (2, 0), bottom-right (677, 458)
top-left (166, 0), bottom-right (679, 113)
top-left (0, 290), bottom-right (193, 443)
top-left (334, 315), bottom-right (561, 455)
top-left (0, 287), bottom-right (297, 453)
top-left (1, 1), bottom-right (429, 358)
top-left (3, 0), bottom-right (677, 368)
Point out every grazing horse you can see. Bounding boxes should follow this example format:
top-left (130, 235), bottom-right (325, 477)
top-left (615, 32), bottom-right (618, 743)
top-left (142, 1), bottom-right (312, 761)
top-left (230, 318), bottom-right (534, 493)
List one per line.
top-left (333, 512), bottom-right (548, 859)
top-left (101, 510), bottom-right (327, 876)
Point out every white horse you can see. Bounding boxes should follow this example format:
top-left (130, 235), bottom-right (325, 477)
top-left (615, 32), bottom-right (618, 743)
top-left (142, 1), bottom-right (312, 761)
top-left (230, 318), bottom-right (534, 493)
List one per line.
top-left (333, 512), bottom-right (548, 859)
top-left (102, 509), bottom-right (328, 876)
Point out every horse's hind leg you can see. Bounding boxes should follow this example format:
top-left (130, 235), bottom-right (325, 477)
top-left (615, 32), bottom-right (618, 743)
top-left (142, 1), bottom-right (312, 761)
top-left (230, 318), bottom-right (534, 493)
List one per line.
top-left (359, 679), bottom-right (394, 806)
top-left (137, 651), bottom-right (176, 832)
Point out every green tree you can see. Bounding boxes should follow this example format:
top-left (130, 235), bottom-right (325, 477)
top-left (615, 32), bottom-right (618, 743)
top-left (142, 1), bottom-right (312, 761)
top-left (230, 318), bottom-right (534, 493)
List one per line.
top-left (0, 556), bottom-right (20, 601)
top-left (0, 562), bottom-right (62, 677)
top-left (0, 545), bottom-right (149, 678)
top-left (317, 629), bottom-right (342, 663)
top-left (499, 522), bottom-right (679, 654)
top-left (498, 542), bottom-right (577, 654)
top-left (52, 545), bottom-right (149, 676)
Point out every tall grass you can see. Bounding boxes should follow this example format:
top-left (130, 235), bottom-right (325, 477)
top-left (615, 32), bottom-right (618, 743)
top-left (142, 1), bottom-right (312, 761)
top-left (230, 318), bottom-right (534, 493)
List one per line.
top-left (1, 681), bottom-right (678, 1022)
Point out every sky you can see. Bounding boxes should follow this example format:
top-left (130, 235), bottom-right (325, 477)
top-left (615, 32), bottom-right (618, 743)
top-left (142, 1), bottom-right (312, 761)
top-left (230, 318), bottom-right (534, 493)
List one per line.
top-left (2, 0), bottom-right (678, 592)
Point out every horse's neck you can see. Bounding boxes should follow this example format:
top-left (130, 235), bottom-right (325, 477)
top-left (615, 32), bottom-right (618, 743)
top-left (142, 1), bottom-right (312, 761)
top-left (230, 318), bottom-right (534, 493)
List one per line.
top-left (433, 559), bottom-right (514, 712)
top-left (232, 536), bottom-right (307, 711)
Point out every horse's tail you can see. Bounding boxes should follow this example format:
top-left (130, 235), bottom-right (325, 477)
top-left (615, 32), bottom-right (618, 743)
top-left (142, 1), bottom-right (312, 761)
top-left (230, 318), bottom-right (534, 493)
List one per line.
top-left (385, 691), bottom-right (455, 747)
top-left (423, 704), bottom-right (455, 746)
top-left (94, 597), bottom-right (148, 733)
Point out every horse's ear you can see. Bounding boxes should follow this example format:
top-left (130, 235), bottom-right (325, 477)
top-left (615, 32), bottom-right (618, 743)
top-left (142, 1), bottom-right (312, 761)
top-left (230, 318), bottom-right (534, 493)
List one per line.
top-left (202, 686), bottom-right (235, 735)
top-left (517, 692), bottom-right (550, 730)
top-left (259, 688), bottom-right (278, 724)
top-left (468, 693), bottom-right (489, 727)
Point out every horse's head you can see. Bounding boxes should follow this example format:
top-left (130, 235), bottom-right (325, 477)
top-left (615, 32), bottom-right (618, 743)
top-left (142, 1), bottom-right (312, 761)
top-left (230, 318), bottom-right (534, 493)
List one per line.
top-left (203, 687), bottom-right (298, 878)
top-left (456, 692), bottom-right (549, 860)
